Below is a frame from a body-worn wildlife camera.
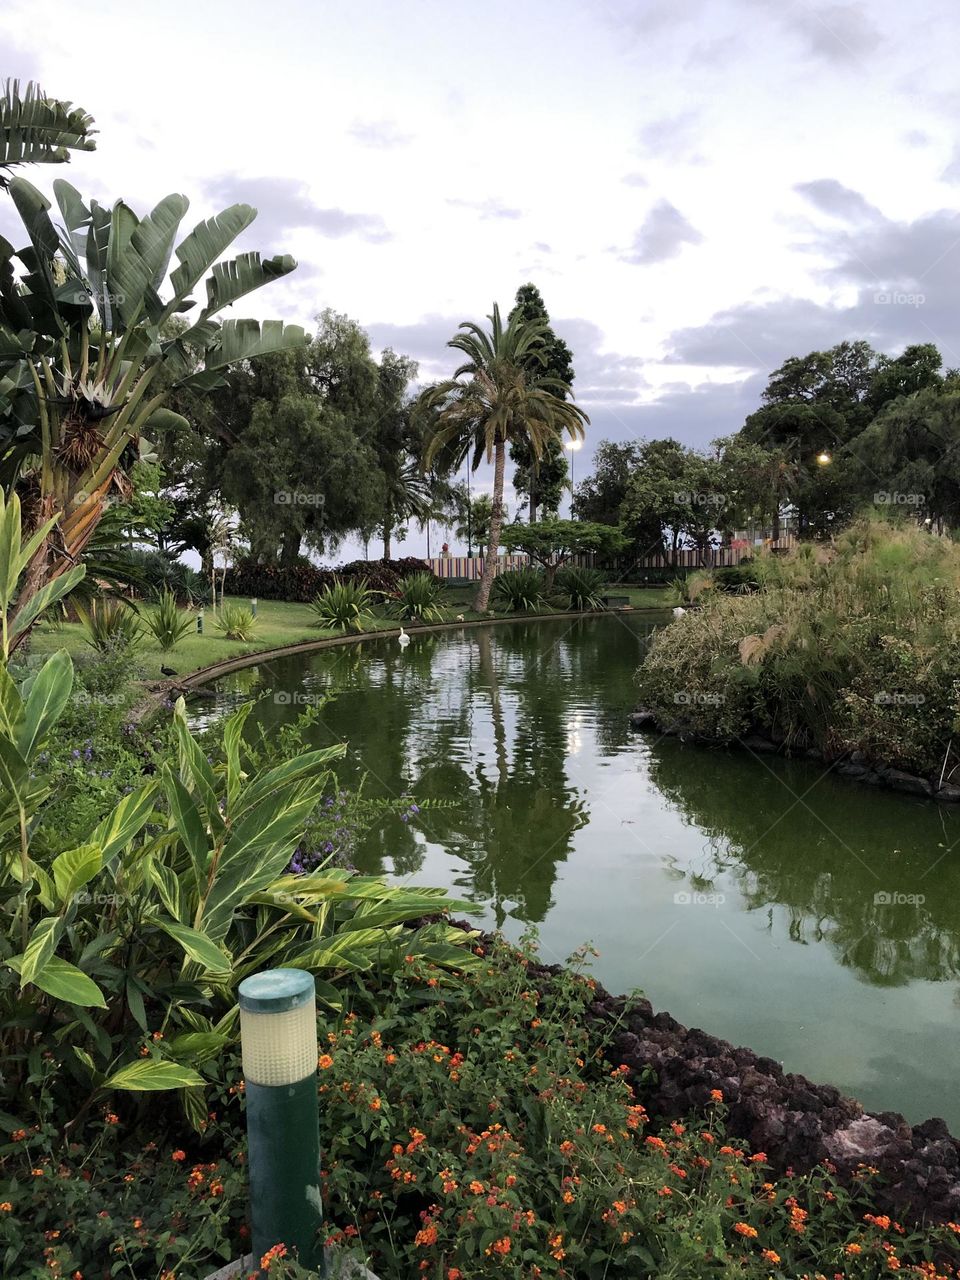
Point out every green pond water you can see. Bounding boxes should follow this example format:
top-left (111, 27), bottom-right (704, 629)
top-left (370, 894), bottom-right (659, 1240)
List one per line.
top-left (199, 613), bottom-right (960, 1129)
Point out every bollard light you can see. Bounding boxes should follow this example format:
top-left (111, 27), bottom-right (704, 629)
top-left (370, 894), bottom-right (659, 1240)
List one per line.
top-left (239, 968), bottom-right (324, 1274)
top-left (251, 596), bottom-right (258, 617)
top-left (197, 609), bottom-right (204, 635)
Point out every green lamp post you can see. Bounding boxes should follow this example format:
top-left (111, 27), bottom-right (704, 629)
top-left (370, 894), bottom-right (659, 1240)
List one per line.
top-left (239, 968), bottom-right (324, 1274)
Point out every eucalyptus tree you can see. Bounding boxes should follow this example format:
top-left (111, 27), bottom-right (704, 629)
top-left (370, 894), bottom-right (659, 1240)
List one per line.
top-left (420, 304), bottom-right (588, 612)
top-left (0, 175), bottom-right (305, 647)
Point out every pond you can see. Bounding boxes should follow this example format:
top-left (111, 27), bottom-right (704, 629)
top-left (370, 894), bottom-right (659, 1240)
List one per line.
top-left (199, 613), bottom-right (960, 1130)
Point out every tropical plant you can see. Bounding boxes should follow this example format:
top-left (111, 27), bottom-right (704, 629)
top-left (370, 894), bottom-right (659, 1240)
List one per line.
top-left (387, 571), bottom-right (444, 623)
top-left (492, 566), bottom-right (545, 612)
top-left (0, 148), bottom-right (305, 651)
top-left (143, 589), bottom-right (194, 650)
top-left (419, 304), bottom-right (588, 612)
top-left (310, 577), bottom-right (378, 632)
top-left (556, 564), bottom-right (607, 611)
top-left (0, 78), bottom-right (95, 186)
top-left (76, 597), bottom-right (143, 652)
top-left (214, 602), bottom-right (258, 641)
top-left (0, 490), bottom-right (85, 659)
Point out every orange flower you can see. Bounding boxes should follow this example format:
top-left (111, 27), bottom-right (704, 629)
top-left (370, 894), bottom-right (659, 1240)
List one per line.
top-left (318, 1054), bottom-right (334, 1070)
top-left (657, 1186), bottom-right (672, 1197)
top-left (171, 1150), bottom-right (186, 1162)
top-left (10, 1129), bottom-right (26, 1142)
top-left (761, 1250), bottom-right (780, 1264)
top-left (710, 1088), bottom-right (723, 1102)
top-left (845, 1243), bottom-right (863, 1255)
top-left (559, 1140), bottom-right (575, 1155)
top-left (865, 1213), bottom-right (892, 1231)
top-left (468, 1180), bottom-right (485, 1195)
top-left (448, 1271), bottom-right (462, 1280)
top-left (414, 1224), bottom-right (438, 1247)
top-left (369, 1097), bottom-right (382, 1111)
top-left (592, 1123), bottom-right (607, 1134)
top-left (485, 1238), bottom-right (511, 1257)
top-left (733, 1222), bottom-right (758, 1239)
top-left (385, 1053), bottom-right (398, 1065)
top-left (260, 1243), bottom-right (288, 1270)
top-left (0, 1203), bottom-right (11, 1212)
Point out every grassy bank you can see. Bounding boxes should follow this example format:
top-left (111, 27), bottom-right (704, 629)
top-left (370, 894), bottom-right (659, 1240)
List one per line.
top-left (635, 520), bottom-right (960, 779)
top-left (28, 585), bottom-right (675, 683)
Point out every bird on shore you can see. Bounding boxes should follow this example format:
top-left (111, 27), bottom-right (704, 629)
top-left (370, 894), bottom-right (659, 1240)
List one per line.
top-left (398, 627), bottom-right (410, 648)
top-left (160, 665), bottom-right (179, 677)
top-left (672, 607), bottom-right (686, 620)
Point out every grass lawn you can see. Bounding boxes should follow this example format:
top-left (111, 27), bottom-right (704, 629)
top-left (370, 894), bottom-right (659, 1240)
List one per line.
top-left (27, 584), bottom-right (676, 683)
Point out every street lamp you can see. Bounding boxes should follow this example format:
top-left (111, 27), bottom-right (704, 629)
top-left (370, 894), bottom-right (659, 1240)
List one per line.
top-left (816, 450), bottom-right (832, 466)
top-left (564, 439), bottom-right (583, 514)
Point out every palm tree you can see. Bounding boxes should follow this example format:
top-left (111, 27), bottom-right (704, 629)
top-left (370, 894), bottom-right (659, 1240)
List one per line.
top-left (419, 304), bottom-right (587, 612)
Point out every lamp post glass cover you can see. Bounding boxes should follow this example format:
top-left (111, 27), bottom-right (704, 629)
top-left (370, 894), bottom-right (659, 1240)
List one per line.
top-left (239, 968), bottom-right (317, 1086)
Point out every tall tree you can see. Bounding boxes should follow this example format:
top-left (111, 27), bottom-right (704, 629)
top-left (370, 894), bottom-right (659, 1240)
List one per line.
top-left (420, 304), bottom-right (587, 611)
top-left (506, 284), bottom-right (575, 521)
top-left (572, 440), bottom-right (641, 528)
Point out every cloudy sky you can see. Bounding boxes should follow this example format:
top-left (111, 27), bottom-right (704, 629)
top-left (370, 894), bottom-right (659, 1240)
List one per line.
top-left (3, 0), bottom-right (960, 553)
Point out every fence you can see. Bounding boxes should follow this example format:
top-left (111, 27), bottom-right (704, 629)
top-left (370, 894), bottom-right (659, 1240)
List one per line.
top-left (429, 538), bottom-right (798, 581)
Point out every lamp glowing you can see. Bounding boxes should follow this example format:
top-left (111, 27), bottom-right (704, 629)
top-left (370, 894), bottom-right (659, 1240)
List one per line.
top-left (816, 451), bottom-right (832, 466)
top-left (239, 968), bottom-right (324, 1272)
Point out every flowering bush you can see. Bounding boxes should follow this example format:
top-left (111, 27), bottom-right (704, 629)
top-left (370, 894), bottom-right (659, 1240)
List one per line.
top-left (2, 936), bottom-right (959, 1277)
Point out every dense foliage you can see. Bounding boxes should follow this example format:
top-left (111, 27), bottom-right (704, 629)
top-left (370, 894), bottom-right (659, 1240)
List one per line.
top-left (636, 520), bottom-right (960, 777)
top-left (224, 557), bottom-right (433, 604)
top-left (4, 936), bottom-right (958, 1278)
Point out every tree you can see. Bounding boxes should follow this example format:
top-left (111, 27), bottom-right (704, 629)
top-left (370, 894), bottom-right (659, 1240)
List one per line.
top-left (446, 486), bottom-right (497, 555)
top-left (851, 387), bottom-right (960, 529)
top-left (572, 440), bottom-right (641, 528)
top-left (369, 349), bottom-right (431, 558)
top-left (0, 79), bottom-right (95, 186)
top-left (206, 311), bottom-right (386, 565)
top-left (506, 284), bottom-right (575, 521)
top-left (500, 519), bottom-right (628, 590)
top-left (866, 343), bottom-right (944, 415)
top-left (0, 168), bottom-right (305, 649)
top-left (420, 304), bottom-right (587, 612)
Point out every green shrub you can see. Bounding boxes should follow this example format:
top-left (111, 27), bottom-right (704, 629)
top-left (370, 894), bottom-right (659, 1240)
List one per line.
top-left (388, 571), bottom-right (445, 622)
top-left (556, 565), bottom-right (607, 611)
top-left (310, 576), bottom-right (378, 631)
top-left (143, 589), bottom-right (195, 651)
top-left (214, 602), bottom-right (259, 641)
top-left (493, 566), bottom-right (546, 612)
top-left (636, 519), bottom-right (960, 770)
top-left (76, 597), bottom-right (143, 652)
top-left (713, 559), bottom-right (761, 593)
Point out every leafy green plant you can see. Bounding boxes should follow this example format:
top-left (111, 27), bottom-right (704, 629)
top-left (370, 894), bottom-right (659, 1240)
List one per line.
top-left (310, 576), bottom-right (378, 632)
top-left (493, 566), bottom-right (546, 612)
top-left (75, 597), bottom-right (143, 652)
top-left (143, 589), bottom-right (194, 651)
top-left (387, 571), bottom-right (444, 623)
top-left (214, 602), bottom-right (258, 641)
top-left (556, 564), bottom-right (607, 610)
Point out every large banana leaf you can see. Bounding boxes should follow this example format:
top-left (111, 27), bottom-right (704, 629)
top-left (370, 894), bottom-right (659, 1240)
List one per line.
top-left (0, 80), bottom-right (96, 181)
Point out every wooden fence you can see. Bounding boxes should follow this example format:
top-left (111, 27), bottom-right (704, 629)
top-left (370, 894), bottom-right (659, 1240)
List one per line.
top-left (429, 537), bottom-right (798, 581)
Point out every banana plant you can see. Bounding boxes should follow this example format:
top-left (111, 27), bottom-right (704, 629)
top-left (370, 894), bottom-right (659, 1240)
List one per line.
top-left (0, 167), bottom-right (307, 650)
top-left (0, 78), bottom-right (96, 187)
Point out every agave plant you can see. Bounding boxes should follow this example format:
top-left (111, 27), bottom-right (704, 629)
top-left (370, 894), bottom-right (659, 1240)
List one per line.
top-left (0, 153), bottom-right (305, 651)
top-left (493, 566), bottom-right (545, 612)
top-left (310, 577), bottom-right (378, 632)
top-left (76, 597), bottom-right (143, 653)
top-left (387, 571), bottom-right (444, 623)
top-left (144, 589), bottom-right (194, 651)
top-left (214, 602), bottom-right (258, 641)
top-left (556, 565), bottom-right (607, 611)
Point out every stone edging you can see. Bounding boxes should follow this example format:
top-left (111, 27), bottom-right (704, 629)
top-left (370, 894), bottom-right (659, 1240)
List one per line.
top-left (629, 711), bottom-right (960, 805)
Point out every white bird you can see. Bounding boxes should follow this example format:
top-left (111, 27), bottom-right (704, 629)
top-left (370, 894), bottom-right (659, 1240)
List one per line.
top-left (672, 606), bottom-right (687, 619)
top-left (398, 626), bottom-right (410, 648)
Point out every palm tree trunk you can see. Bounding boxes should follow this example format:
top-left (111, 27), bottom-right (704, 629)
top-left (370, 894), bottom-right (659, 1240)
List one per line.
top-left (473, 441), bottom-right (506, 612)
